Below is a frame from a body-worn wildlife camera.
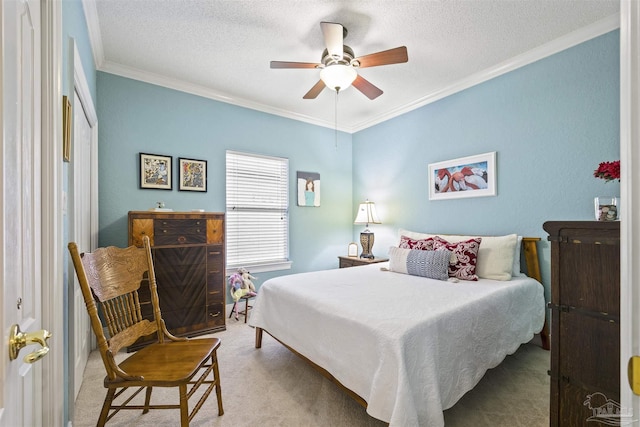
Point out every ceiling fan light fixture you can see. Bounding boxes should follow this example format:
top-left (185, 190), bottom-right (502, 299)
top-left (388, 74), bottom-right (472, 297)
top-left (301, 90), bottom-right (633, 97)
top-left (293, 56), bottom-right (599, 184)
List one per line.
top-left (320, 64), bottom-right (357, 92)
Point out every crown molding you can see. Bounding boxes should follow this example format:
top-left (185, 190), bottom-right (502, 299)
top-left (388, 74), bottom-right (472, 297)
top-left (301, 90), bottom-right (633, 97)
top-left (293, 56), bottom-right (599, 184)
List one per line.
top-left (349, 13), bottom-right (620, 133)
top-left (82, 0), bottom-right (105, 69)
top-left (99, 60), bottom-right (345, 131)
top-left (87, 11), bottom-right (619, 135)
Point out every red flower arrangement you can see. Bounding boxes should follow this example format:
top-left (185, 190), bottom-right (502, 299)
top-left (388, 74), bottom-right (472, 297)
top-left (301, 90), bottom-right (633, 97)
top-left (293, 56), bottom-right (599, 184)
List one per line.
top-left (594, 160), bottom-right (620, 182)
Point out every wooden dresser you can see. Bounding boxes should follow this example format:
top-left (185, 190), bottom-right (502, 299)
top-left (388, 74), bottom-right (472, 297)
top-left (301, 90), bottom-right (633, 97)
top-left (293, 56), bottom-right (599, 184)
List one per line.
top-left (543, 221), bottom-right (620, 427)
top-left (128, 211), bottom-right (226, 350)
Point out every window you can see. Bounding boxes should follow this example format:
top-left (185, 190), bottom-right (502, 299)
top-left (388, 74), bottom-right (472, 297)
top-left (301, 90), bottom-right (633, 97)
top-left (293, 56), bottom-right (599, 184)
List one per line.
top-left (226, 150), bottom-right (290, 274)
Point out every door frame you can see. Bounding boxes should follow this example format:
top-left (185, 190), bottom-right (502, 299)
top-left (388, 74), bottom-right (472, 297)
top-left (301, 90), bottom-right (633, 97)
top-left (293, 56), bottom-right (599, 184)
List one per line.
top-left (620, 0), bottom-right (640, 422)
top-left (40, 1), bottom-right (63, 425)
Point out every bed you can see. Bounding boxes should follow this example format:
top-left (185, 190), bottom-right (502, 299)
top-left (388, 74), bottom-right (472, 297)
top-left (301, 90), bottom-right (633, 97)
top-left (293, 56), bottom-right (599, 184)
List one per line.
top-left (249, 232), bottom-right (548, 427)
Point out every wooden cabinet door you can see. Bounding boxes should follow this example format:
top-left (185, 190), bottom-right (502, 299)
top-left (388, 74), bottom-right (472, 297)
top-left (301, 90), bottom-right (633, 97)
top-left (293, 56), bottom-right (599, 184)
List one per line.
top-left (545, 221), bottom-right (620, 427)
top-left (130, 218), bottom-right (154, 247)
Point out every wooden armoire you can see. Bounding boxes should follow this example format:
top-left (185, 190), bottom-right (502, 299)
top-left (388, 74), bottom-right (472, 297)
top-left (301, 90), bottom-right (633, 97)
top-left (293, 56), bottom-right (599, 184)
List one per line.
top-left (543, 221), bottom-right (620, 427)
top-left (128, 211), bottom-right (226, 350)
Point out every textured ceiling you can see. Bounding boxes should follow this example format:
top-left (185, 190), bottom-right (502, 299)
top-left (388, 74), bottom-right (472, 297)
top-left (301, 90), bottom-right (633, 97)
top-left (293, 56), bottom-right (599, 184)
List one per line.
top-left (83, 0), bottom-right (619, 132)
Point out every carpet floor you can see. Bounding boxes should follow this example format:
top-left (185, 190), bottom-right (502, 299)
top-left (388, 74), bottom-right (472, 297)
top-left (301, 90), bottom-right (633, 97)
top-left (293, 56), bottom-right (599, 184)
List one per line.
top-left (73, 319), bottom-right (549, 426)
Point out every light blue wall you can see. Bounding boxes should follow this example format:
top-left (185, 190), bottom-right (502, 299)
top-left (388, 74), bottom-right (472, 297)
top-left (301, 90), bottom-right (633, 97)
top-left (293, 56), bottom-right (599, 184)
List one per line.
top-left (97, 73), bottom-right (354, 284)
top-left (352, 31), bottom-right (620, 301)
top-left (62, 0), bottom-right (97, 99)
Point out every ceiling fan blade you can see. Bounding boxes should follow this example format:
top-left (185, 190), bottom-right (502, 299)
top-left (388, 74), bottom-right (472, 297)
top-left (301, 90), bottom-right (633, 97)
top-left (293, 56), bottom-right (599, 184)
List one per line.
top-left (320, 22), bottom-right (344, 60)
top-left (271, 61), bottom-right (320, 69)
top-left (355, 46), bottom-right (408, 68)
top-left (303, 80), bottom-right (326, 99)
top-left (352, 75), bottom-right (383, 100)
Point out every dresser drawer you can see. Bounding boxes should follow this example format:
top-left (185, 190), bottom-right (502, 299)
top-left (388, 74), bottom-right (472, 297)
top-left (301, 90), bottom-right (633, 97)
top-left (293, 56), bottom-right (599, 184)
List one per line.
top-left (206, 302), bottom-right (225, 328)
top-left (206, 245), bottom-right (224, 292)
top-left (154, 219), bottom-right (206, 245)
top-left (207, 281), bottom-right (224, 305)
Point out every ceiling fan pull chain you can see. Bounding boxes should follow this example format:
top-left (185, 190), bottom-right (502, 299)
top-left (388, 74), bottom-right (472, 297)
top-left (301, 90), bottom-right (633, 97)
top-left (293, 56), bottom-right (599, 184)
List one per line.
top-left (335, 89), bottom-right (339, 149)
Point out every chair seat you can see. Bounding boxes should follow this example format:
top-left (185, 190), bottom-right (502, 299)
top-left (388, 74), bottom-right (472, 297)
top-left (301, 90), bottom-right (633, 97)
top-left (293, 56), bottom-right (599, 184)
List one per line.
top-left (114, 338), bottom-right (221, 386)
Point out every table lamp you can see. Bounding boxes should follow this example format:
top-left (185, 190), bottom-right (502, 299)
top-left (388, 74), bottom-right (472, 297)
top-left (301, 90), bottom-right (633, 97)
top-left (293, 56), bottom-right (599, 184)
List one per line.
top-left (354, 200), bottom-right (381, 259)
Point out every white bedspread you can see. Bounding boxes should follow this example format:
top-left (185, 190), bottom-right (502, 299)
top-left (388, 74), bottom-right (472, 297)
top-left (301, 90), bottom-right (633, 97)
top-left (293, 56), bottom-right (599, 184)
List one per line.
top-left (249, 262), bottom-right (545, 427)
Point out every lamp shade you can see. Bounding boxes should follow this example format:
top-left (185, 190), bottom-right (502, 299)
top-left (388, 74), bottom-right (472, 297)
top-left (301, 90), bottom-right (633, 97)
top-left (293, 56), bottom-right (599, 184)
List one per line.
top-left (354, 200), bottom-right (381, 227)
top-left (320, 64), bottom-right (357, 92)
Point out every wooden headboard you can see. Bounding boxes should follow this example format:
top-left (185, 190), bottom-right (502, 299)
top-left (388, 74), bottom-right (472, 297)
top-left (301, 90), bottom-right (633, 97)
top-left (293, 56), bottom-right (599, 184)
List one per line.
top-left (522, 237), bottom-right (549, 350)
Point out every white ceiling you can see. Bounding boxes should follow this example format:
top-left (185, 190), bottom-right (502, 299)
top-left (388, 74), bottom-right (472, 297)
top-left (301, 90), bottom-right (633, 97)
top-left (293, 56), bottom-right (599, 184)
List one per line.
top-left (83, 0), bottom-right (620, 133)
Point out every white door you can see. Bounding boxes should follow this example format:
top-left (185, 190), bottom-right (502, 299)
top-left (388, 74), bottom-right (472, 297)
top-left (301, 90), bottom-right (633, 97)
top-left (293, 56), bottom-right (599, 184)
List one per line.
top-left (71, 88), bottom-right (93, 399)
top-left (0, 0), bottom-right (45, 425)
top-left (68, 41), bottom-right (99, 403)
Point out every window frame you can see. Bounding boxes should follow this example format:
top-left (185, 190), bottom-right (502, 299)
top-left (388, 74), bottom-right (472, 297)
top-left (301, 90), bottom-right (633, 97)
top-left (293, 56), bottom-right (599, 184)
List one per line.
top-left (225, 150), bottom-right (291, 275)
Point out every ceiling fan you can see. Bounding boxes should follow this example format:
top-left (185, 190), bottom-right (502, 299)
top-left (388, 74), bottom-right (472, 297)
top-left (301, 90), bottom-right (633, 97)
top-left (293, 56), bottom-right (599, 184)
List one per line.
top-left (270, 22), bottom-right (408, 100)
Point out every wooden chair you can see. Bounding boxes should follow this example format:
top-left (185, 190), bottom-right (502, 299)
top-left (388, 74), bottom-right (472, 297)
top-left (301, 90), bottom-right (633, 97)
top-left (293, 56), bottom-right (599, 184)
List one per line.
top-left (68, 236), bottom-right (223, 426)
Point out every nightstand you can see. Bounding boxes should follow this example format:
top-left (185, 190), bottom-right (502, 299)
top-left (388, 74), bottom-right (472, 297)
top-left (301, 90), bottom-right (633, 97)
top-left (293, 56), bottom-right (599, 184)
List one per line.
top-left (338, 255), bottom-right (389, 268)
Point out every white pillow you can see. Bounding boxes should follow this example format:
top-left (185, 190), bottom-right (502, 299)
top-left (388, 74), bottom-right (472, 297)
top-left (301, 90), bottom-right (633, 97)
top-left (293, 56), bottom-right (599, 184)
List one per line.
top-left (397, 229), bottom-right (518, 281)
top-left (512, 236), bottom-right (524, 277)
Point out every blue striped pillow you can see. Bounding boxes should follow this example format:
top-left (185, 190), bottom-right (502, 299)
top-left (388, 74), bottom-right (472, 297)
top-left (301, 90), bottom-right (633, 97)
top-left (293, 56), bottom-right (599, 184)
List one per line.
top-left (388, 246), bottom-right (451, 281)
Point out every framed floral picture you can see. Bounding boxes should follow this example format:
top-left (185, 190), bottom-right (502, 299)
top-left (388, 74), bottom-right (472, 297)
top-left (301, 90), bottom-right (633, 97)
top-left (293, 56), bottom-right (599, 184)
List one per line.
top-left (179, 157), bottom-right (207, 192)
top-left (428, 152), bottom-right (496, 200)
top-left (139, 153), bottom-right (172, 190)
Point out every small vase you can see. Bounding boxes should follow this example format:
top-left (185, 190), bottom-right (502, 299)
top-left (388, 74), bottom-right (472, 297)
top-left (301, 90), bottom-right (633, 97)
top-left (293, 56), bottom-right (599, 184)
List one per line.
top-left (594, 196), bottom-right (618, 221)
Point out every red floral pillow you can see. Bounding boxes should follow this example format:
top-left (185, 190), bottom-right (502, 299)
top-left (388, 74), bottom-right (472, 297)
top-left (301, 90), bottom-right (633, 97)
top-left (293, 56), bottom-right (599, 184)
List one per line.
top-left (432, 236), bottom-right (482, 281)
top-left (399, 235), bottom-right (437, 250)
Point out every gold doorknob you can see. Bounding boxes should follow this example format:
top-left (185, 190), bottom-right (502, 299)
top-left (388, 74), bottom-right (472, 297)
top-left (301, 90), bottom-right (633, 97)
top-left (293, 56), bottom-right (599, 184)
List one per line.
top-left (8, 324), bottom-right (52, 363)
top-left (629, 356), bottom-right (640, 395)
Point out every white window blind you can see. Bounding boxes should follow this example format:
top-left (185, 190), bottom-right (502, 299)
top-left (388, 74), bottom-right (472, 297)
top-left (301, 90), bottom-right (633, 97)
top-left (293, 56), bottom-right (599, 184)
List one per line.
top-left (226, 150), bottom-right (290, 273)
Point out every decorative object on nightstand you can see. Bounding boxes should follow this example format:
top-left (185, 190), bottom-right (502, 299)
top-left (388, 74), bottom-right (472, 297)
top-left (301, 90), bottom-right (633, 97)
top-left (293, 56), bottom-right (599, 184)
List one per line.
top-left (338, 255), bottom-right (388, 268)
top-left (347, 242), bottom-right (358, 257)
top-left (354, 200), bottom-right (381, 259)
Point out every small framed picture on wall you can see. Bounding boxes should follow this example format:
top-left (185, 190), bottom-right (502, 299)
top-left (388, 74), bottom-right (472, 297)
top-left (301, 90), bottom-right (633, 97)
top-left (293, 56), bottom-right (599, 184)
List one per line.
top-left (139, 153), bottom-right (172, 190)
top-left (178, 157), bottom-right (207, 192)
top-left (297, 171), bottom-right (320, 207)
